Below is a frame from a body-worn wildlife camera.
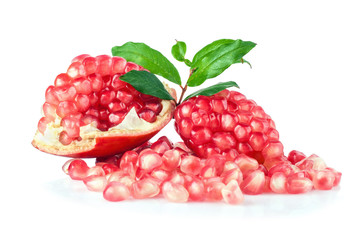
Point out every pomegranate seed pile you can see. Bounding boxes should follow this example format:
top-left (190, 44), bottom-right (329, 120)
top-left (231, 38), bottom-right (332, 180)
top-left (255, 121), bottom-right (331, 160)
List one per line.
top-left (38, 54), bottom-right (163, 145)
top-left (63, 136), bottom-right (341, 204)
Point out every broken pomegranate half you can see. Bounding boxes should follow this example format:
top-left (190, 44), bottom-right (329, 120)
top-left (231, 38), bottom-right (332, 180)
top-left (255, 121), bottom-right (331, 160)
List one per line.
top-left (32, 54), bottom-right (176, 158)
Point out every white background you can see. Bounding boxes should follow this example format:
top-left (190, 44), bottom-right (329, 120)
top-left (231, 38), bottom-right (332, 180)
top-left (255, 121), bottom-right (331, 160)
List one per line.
top-left (1, 0), bottom-right (359, 239)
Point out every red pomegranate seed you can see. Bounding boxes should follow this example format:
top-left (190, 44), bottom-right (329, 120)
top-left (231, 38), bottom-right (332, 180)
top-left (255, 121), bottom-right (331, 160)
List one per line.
top-left (151, 169), bottom-right (170, 182)
top-left (119, 150), bottom-right (139, 168)
top-left (191, 109), bottom-right (210, 127)
top-left (86, 166), bottom-right (105, 177)
top-left (234, 154), bottom-right (259, 173)
top-left (82, 57), bottom-right (97, 75)
top-left (312, 170), bottom-right (336, 190)
top-left (176, 101), bottom-right (193, 120)
top-left (180, 155), bottom-right (202, 176)
top-left (162, 149), bottom-right (181, 171)
top-left (54, 73), bottom-right (72, 87)
top-left (111, 56), bottom-right (127, 74)
top-left (288, 150), bottom-right (306, 164)
top-left (250, 117), bottom-right (269, 133)
top-left (211, 98), bottom-right (227, 113)
top-left (185, 178), bottom-right (205, 201)
top-left (195, 96), bottom-right (211, 111)
top-left (169, 171), bottom-right (185, 185)
top-left (222, 180), bottom-right (244, 204)
top-left (295, 158), bottom-right (314, 171)
top-left (67, 62), bottom-right (86, 79)
top-left (38, 117), bottom-right (51, 134)
top-left (151, 139), bottom-right (172, 155)
top-left (59, 131), bottom-right (75, 145)
top-left (286, 176), bottom-right (313, 194)
top-left (138, 149), bottom-right (162, 172)
top-left (234, 124), bottom-right (251, 142)
top-left (72, 54), bottom-right (91, 63)
top-left (206, 179), bottom-right (226, 201)
top-left (61, 116), bottom-right (80, 138)
top-left (62, 159), bottom-right (75, 174)
top-left (138, 108), bottom-right (157, 123)
top-left (100, 90), bottom-right (116, 106)
top-left (221, 168), bottom-right (243, 185)
top-left (240, 170), bottom-right (265, 195)
top-left (45, 86), bottom-right (60, 106)
top-left (83, 175), bottom-right (107, 192)
top-left (269, 172), bottom-right (287, 193)
top-left (102, 163), bottom-right (119, 175)
top-left (162, 181), bottom-right (189, 203)
top-left (96, 55), bottom-right (112, 76)
top-left (200, 165), bottom-right (217, 179)
top-left (311, 156), bottom-right (327, 170)
top-left (132, 178), bottom-right (160, 199)
top-left (116, 90), bottom-right (134, 104)
top-left (268, 163), bottom-right (295, 177)
top-left (177, 118), bottom-right (193, 138)
top-left (145, 101), bottom-right (163, 115)
top-left (74, 94), bottom-right (91, 112)
top-left (87, 73), bottom-right (103, 92)
top-left (103, 182), bottom-right (131, 202)
top-left (68, 159), bottom-right (89, 180)
top-left (54, 85), bottom-right (77, 102)
top-left (223, 161), bottom-right (240, 173)
top-left (248, 132), bottom-right (268, 152)
top-left (262, 141), bottom-right (284, 160)
top-left (190, 127), bottom-right (212, 145)
top-left (213, 132), bottom-right (237, 151)
top-left (124, 62), bottom-right (141, 73)
top-left (56, 101), bottom-right (78, 118)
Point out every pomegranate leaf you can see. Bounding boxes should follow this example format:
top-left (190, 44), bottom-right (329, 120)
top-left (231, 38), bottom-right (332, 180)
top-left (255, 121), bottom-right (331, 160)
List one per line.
top-left (120, 70), bottom-right (175, 100)
top-left (112, 42), bottom-right (181, 85)
top-left (183, 81), bottom-right (239, 101)
top-left (171, 40), bottom-right (191, 66)
top-left (187, 39), bottom-right (256, 87)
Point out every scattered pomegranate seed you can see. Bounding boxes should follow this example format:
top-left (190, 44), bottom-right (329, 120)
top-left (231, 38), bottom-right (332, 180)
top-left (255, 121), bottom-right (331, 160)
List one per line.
top-left (60, 136), bottom-right (341, 204)
top-left (222, 180), bottom-right (244, 204)
top-left (162, 181), bottom-right (189, 203)
top-left (103, 182), bottom-right (131, 202)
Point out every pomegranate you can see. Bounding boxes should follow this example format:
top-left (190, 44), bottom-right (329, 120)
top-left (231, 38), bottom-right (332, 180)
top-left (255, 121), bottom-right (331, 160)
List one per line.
top-left (32, 55), bottom-right (176, 157)
top-left (174, 89), bottom-right (283, 167)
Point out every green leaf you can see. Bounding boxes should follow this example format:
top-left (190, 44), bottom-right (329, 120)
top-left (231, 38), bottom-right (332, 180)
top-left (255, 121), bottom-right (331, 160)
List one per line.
top-left (171, 41), bottom-right (187, 62)
top-left (183, 81), bottom-right (239, 101)
top-left (112, 42), bottom-right (181, 85)
top-left (191, 39), bottom-right (235, 68)
top-left (120, 70), bottom-right (174, 100)
top-left (187, 39), bottom-right (256, 87)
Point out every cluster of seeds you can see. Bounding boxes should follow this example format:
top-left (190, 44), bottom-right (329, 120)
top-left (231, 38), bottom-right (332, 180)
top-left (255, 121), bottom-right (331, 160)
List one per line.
top-left (38, 54), bottom-right (163, 145)
top-left (63, 136), bottom-right (341, 204)
top-left (174, 89), bottom-right (283, 168)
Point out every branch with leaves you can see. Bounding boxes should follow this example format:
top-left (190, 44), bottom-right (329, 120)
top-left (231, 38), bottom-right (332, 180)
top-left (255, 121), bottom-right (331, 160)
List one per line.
top-left (111, 38), bottom-right (256, 106)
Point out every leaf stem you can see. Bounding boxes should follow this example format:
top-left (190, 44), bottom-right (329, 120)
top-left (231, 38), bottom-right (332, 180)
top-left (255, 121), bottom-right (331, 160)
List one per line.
top-left (177, 84), bottom-right (187, 106)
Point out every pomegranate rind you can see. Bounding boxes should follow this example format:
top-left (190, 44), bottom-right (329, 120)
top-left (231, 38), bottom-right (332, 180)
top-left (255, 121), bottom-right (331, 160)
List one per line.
top-left (32, 88), bottom-right (176, 158)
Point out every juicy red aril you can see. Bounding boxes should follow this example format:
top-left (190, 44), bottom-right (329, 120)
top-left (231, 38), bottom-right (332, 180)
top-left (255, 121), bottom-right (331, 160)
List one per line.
top-left (180, 155), bottom-right (202, 175)
top-left (138, 108), bottom-right (157, 123)
top-left (312, 170), bottom-right (335, 190)
top-left (269, 172), bottom-right (287, 193)
top-left (240, 170), bottom-right (265, 195)
top-left (286, 176), bottom-right (313, 194)
top-left (54, 73), bottom-right (72, 87)
top-left (68, 159), bottom-right (89, 180)
top-left (222, 180), bottom-right (244, 204)
top-left (132, 178), bottom-right (160, 199)
top-left (138, 149), bottom-right (162, 172)
top-left (162, 181), bottom-right (189, 203)
top-left (103, 182), bottom-right (131, 202)
top-left (83, 175), bottom-right (107, 192)
top-left (185, 178), bottom-right (205, 201)
top-left (288, 150), bottom-right (306, 164)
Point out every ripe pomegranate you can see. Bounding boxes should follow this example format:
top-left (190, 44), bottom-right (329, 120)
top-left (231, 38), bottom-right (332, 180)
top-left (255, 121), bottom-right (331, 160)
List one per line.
top-left (32, 54), bottom-right (176, 158)
top-left (174, 89), bottom-right (283, 168)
